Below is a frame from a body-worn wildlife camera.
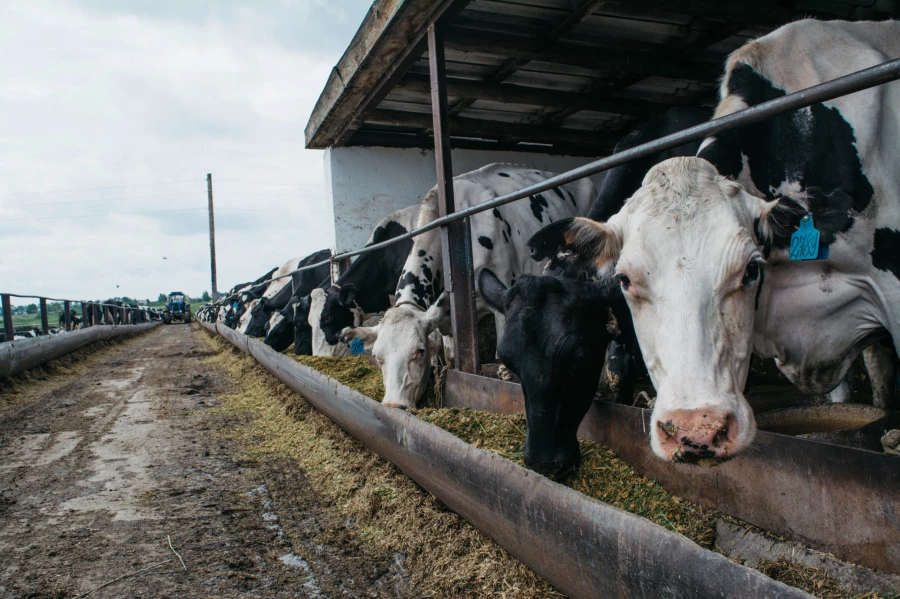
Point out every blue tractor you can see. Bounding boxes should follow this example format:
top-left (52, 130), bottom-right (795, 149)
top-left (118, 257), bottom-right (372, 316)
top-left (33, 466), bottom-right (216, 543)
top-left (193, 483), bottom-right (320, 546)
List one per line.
top-left (163, 292), bottom-right (191, 325)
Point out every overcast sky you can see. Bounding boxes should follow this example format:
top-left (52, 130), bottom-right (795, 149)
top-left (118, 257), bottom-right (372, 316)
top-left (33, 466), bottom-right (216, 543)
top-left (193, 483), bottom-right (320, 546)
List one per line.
top-left (0, 0), bottom-right (372, 305)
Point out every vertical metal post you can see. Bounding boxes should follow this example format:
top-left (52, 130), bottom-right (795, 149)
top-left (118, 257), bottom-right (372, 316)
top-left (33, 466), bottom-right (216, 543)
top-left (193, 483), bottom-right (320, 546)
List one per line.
top-left (94, 303), bottom-right (101, 327)
top-left (2, 295), bottom-right (13, 341)
top-left (207, 173), bottom-right (218, 302)
top-left (64, 300), bottom-right (72, 331)
top-left (40, 298), bottom-right (49, 335)
top-left (428, 24), bottom-right (479, 374)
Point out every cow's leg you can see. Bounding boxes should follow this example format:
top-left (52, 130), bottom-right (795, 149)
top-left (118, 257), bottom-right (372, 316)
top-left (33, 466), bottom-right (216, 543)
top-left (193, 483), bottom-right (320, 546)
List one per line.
top-left (863, 342), bottom-right (897, 409)
top-left (491, 312), bottom-right (516, 381)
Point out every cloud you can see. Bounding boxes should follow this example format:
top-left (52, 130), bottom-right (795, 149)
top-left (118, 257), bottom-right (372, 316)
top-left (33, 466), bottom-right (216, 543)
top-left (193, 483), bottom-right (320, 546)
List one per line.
top-left (0, 0), bottom-right (369, 304)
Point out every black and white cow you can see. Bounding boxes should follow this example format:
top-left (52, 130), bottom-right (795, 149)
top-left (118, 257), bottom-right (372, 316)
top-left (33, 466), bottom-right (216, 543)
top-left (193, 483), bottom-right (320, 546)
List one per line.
top-left (241, 253), bottom-right (329, 337)
top-left (342, 163), bottom-right (596, 408)
top-left (479, 269), bottom-right (641, 479)
top-left (543, 20), bottom-right (900, 462)
top-left (266, 206), bottom-right (419, 354)
top-left (316, 204), bottom-right (420, 348)
top-left (256, 249), bottom-right (331, 349)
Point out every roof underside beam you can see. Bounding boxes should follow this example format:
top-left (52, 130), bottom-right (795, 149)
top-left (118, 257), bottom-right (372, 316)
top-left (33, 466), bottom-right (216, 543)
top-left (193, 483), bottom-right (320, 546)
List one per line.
top-left (364, 108), bottom-right (619, 147)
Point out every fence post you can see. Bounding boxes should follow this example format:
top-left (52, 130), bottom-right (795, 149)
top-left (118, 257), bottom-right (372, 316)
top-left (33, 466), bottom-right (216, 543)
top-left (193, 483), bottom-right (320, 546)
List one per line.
top-left (40, 298), bottom-right (49, 335)
top-left (2, 295), bottom-right (13, 341)
top-left (64, 300), bottom-right (72, 331)
top-left (94, 303), bottom-right (101, 327)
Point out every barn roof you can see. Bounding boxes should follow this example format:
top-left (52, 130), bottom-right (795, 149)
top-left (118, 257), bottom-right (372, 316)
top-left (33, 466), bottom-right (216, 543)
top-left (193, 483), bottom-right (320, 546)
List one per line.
top-left (305, 0), bottom-right (900, 156)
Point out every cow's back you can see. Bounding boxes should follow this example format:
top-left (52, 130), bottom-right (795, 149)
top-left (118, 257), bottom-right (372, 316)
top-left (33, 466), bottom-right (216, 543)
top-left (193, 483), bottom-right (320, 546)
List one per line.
top-left (459, 164), bottom-right (595, 286)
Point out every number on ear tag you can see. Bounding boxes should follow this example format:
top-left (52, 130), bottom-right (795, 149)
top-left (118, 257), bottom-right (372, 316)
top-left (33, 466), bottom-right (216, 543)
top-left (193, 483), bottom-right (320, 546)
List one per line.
top-left (350, 338), bottom-right (365, 355)
top-left (789, 214), bottom-right (824, 261)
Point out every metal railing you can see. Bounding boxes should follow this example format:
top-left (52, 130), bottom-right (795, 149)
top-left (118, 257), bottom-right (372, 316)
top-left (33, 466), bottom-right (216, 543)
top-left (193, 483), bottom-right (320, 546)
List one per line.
top-left (0, 293), bottom-right (151, 341)
top-left (219, 56), bottom-right (900, 299)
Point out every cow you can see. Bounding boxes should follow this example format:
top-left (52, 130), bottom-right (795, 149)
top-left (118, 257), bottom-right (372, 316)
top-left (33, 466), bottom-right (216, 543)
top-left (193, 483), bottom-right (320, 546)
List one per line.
top-left (264, 207), bottom-right (419, 354)
top-left (242, 249), bottom-right (331, 338)
top-left (536, 20), bottom-right (900, 462)
top-left (236, 299), bottom-right (259, 334)
top-left (479, 269), bottom-right (640, 479)
top-left (341, 163), bottom-right (596, 409)
top-left (58, 308), bottom-right (82, 330)
top-left (315, 205), bottom-right (420, 348)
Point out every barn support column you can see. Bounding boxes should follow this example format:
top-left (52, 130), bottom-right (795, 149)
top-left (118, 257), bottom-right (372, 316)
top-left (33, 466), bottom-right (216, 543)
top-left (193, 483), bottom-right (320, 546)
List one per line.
top-left (428, 24), bottom-right (479, 375)
top-left (40, 298), bottom-right (49, 335)
top-left (2, 295), bottom-right (13, 341)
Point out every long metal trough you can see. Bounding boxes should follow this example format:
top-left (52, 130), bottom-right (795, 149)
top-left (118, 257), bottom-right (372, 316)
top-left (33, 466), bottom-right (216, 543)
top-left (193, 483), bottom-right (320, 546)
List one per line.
top-left (199, 319), bottom-right (811, 598)
top-left (0, 321), bottom-right (160, 378)
top-left (443, 369), bottom-right (900, 575)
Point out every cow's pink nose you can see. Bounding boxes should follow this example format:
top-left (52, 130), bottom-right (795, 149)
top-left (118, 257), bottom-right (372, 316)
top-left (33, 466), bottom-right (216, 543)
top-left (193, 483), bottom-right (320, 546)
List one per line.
top-left (654, 407), bottom-right (737, 462)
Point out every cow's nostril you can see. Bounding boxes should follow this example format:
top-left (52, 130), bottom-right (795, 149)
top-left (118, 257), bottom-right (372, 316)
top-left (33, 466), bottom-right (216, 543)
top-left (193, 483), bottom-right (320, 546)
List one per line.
top-left (659, 420), bottom-right (678, 439)
top-left (712, 425), bottom-right (729, 447)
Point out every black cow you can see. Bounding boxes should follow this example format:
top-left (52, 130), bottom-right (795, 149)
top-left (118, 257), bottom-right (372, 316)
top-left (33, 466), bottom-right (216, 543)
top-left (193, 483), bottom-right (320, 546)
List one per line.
top-left (479, 269), bottom-right (642, 479)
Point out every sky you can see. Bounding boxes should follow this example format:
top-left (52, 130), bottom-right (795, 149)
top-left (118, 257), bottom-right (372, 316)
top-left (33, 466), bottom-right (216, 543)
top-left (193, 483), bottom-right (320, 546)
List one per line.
top-left (0, 0), bottom-right (373, 305)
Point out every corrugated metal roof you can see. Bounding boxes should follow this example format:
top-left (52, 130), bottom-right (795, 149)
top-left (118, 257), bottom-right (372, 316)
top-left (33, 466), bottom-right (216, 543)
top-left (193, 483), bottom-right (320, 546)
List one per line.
top-left (306, 0), bottom-right (900, 156)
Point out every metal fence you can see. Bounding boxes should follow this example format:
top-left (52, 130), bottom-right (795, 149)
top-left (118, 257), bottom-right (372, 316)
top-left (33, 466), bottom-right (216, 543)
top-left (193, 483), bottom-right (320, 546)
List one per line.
top-left (0, 293), bottom-right (149, 341)
top-left (213, 52), bottom-right (900, 372)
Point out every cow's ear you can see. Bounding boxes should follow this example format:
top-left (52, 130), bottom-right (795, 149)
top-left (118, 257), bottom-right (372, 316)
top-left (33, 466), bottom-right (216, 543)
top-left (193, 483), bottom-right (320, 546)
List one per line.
top-left (338, 284), bottom-right (358, 307)
top-left (341, 325), bottom-right (378, 350)
top-left (528, 217), bottom-right (621, 273)
top-left (388, 293), bottom-right (397, 307)
top-left (755, 187), bottom-right (853, 254)
top-left (424, 291), bottom-right (452, 336)
top-left (478, 269), bottom-right (508, 314)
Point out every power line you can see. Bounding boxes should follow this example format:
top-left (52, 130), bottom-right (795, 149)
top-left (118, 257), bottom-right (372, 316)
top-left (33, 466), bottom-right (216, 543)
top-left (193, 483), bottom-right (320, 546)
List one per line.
top-left (0, 206), bottom-right (329, 221)
top-left (0, 180), bottom-right (201, 197)
top-left (4, 191), bottom-right (326, 208)
top-left (3, 192), bottom-right (196, 207)
top-left (214, 179), bottom-right (327, 188)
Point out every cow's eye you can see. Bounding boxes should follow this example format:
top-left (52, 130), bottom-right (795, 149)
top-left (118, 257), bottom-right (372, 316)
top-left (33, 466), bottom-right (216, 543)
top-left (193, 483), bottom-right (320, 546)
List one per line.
top-left (615, 273), bottom-right (631, 290)
top-left (415, 346), bottom-right (426, 359)
top-left (743, 258), bottom-right (762, 287)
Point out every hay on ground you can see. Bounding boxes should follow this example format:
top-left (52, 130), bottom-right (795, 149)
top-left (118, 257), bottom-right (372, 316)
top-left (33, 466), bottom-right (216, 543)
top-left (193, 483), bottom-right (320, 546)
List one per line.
top-left (198, 330), bottom-right (559, 598)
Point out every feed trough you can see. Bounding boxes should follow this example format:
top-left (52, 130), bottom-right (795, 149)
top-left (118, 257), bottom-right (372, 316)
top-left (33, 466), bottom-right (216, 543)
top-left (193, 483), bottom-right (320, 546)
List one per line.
top-left (199, 320), bottom-right (810, 598)
top-left (757, 404), bottom-right (890, 450)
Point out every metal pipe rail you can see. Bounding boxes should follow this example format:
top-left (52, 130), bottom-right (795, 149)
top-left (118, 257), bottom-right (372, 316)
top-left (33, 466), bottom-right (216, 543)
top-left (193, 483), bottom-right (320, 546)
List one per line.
top-left (218, 56), bottom-right (900, 296)
top-left (1, 292), bottom-right (152, 339)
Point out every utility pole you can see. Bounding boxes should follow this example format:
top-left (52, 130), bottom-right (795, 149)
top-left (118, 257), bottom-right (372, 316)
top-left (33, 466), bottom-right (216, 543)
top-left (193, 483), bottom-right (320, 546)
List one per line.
top-left (207, 173), bottom-right (218, 302)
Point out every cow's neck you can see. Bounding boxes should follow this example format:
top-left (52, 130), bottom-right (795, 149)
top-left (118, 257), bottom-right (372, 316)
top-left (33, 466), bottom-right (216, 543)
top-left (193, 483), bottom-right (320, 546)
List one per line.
top-left (395, 191), bottom-right (444, 309)
top-left (338, 249), bottom-right (398, 314)
top-left (752, 259), bottom-right (884, 394)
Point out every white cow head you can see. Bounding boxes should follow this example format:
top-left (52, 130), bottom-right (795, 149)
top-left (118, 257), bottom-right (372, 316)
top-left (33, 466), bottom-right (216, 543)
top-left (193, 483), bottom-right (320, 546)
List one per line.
top-left (552, 157), bottom-right (819, 462)
top-left (341, 292), bottom-right (451, 409)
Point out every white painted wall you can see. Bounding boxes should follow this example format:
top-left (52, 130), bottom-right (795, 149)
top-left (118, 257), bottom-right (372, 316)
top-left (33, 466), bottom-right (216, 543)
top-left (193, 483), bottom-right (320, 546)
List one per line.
top-left (324, 146), bottom-right (606, 253)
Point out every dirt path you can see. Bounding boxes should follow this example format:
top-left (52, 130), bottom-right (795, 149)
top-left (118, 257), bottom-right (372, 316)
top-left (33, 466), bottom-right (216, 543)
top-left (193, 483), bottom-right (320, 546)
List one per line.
top-left (0, 325), bottom-right (404, 598)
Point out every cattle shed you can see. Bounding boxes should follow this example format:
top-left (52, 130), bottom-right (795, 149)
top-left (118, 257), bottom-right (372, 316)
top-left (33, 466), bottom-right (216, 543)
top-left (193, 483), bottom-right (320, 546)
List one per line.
top-left (307, 0), bottom-right (900, 254)
top-left (302, 0), bottom-right (900, 585)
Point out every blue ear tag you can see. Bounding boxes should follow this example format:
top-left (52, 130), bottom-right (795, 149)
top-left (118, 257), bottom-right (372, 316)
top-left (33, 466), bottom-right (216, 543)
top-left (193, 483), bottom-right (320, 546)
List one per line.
top-left (789, 214), bottom-right (827, 261)
top-left (350, 338), bottom-right (365, 355)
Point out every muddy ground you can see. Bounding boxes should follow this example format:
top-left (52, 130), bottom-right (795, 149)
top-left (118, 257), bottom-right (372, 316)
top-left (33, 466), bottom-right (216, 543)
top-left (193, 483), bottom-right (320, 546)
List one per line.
top-left (0, 325), bottom-right (411, 598)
